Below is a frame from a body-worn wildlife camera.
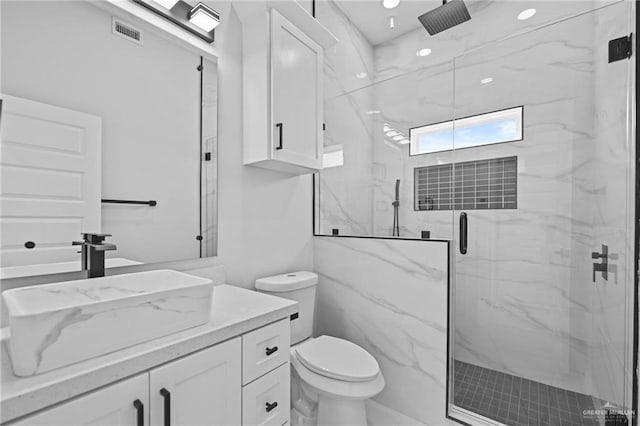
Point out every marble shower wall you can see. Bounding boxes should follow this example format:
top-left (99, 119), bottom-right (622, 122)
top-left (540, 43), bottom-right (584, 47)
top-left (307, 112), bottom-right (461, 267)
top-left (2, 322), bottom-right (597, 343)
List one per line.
top-left (315, 1), bottom-right (376, 236)
top-left (313, 236), bottom-right (449, 425)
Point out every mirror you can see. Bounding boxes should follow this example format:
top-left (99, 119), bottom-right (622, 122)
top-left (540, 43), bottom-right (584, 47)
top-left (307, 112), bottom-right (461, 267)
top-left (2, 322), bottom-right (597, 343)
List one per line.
top-left (0, 0), bottom-right (218, 279)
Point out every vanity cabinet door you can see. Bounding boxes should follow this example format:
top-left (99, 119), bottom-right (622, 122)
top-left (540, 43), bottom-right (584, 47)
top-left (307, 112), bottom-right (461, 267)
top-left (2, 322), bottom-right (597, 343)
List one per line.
top-left (271, 9), bottom-right (323, 171)
top-left (8, 373), bottom-right (149, 426)
top-left (149, 337), bottom-right (241, 426)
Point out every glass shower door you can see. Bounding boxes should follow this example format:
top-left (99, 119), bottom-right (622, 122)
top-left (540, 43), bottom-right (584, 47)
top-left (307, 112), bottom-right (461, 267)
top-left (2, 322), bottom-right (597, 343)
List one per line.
top-left (449, 3), bottom-right (635, 425)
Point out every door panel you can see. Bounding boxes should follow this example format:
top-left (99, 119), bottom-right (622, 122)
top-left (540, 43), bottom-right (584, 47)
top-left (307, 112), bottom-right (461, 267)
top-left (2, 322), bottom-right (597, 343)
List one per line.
top-left (449, 2), bottom-right (634, 424)
top-left (271, 10), bottom-right (322, 169)
top-left (149, 338), bottom-right (241, 426)
top-left (0, 95), bottom-right (101, 267)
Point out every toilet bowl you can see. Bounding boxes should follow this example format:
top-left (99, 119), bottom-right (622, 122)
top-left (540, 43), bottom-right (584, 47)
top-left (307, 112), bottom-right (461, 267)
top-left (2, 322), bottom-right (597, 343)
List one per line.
top-left (255, 271), bottom-right (385, 426)
top-left (290, 336), bottom-right (385, 426)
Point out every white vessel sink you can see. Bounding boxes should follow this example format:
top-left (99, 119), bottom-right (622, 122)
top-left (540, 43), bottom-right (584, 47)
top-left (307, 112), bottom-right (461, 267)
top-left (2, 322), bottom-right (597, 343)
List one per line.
top-left (3, 270), bottom-right (213, 377)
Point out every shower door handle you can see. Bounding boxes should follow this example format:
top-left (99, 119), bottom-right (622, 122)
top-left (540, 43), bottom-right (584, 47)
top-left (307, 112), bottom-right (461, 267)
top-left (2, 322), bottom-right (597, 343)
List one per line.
top-left (275, 123), bottom-right (283, 150)
top-left (459, 212), bottom-right (467, 255)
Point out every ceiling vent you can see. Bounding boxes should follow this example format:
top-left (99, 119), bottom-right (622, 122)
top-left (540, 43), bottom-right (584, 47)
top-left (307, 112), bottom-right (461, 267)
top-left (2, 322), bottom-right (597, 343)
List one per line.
top-left (112, 18), bottom-right (143, 45)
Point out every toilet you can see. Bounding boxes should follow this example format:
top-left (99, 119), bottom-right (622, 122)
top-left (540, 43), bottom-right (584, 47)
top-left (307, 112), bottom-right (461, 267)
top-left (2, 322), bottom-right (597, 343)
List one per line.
top-left (255, 271), bottom-right (385, 426)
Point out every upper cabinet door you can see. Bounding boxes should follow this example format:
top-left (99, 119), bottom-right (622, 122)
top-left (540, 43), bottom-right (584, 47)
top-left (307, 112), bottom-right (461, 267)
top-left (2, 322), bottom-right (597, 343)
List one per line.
top-left (270, 10), bottom-right (323, 170)
top-left (9, 373), bottom-right (149, 426)
top-left (149, 337), bottom-right (241, 426)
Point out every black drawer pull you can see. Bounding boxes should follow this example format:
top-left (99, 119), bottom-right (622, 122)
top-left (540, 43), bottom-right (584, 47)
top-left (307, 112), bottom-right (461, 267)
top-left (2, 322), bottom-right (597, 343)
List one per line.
top-left (265, 346), bottom-right (278, 356)
top-left (265, 401), bottom-right (278, 413)
top-left (160, 388), bottom-right (171, 426)
top-left (133, 399), bottom-right (144, 426)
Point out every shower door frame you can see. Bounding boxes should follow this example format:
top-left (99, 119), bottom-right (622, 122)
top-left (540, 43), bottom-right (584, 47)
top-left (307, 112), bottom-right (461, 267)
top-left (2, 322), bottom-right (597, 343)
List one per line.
top-left (445, 3), bottom-right (639, 426)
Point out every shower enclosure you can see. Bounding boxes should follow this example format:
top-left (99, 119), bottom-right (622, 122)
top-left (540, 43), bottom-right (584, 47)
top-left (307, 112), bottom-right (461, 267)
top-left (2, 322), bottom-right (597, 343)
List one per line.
top-left (315, 0), bottom-right (636, 424)
top-left (449, 3), bottom-right (636, 425)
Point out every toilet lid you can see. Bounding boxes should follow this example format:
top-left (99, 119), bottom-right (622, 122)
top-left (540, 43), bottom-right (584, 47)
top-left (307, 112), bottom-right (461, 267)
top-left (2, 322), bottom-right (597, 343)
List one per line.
top-left (295, 336), bottom-right (379, 382)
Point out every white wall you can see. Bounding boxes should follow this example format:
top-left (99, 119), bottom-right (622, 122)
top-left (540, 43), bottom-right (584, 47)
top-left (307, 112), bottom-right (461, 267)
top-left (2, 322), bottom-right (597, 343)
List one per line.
top-left (213, 2), bottom-right (314, 289)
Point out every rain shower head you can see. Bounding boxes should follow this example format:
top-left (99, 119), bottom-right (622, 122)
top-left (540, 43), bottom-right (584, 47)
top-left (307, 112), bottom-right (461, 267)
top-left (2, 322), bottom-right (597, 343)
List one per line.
top-left (418, 0), bottom-right (471, 36)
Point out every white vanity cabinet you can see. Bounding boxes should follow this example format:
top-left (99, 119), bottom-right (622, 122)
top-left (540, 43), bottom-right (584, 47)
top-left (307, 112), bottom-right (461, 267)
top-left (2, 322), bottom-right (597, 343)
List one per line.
top-left (8, 373), bottom-right (149, 426)
top-left (241, 4), bottom-right (337, 175)
top-left (7, 319), bottom-right (292, 426)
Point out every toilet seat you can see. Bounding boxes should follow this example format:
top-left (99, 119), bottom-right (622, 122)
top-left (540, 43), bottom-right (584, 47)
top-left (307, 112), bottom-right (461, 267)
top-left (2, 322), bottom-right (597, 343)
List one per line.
top-left (290, 336), bottom-right (385, 400)
top-left (295, 336), bottom-right (379, 382)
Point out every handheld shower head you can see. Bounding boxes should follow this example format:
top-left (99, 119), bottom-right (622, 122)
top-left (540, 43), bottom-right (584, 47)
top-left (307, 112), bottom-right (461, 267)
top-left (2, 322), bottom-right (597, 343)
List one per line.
top-left (418, 0), bottom-right (471, 36)
top-left (394, 179), bottom-right (400, 203)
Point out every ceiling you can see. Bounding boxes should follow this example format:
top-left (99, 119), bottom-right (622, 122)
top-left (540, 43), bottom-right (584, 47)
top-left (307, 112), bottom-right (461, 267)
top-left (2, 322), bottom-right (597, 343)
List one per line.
top-left (333, 0), bottom-right (444, 46)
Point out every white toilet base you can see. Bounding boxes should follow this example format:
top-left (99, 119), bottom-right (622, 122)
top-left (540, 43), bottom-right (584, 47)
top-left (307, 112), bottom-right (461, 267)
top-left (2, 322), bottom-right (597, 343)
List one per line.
top-left (317, 396), bottom-right (367, 426)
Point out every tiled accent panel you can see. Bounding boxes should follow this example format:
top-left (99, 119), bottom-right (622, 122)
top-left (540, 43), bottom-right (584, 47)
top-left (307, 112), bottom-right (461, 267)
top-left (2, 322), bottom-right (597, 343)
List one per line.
top-left (314, 236), bottom-right (448, 424)
top-left (454, 360), bottom-right (603, 426)
top-left (415, 156), bottom-right (517, 211)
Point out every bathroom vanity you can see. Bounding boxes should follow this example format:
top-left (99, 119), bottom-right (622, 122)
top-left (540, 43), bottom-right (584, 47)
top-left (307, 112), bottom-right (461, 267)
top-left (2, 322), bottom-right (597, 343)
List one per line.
top-left (0, 285), bottom-right (297, 426)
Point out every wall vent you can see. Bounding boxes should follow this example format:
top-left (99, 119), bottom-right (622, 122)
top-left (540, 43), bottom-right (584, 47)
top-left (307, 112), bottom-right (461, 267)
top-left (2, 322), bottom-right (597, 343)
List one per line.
top-left (112, 18), bottom-right (143, 45)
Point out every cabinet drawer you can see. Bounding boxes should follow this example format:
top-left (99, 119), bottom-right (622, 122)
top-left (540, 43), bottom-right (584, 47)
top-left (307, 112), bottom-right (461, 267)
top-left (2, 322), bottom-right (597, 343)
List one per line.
top-left (242, 362), bottom-right (290, 426)
top-left (242, 318), bottom-right (290, 384)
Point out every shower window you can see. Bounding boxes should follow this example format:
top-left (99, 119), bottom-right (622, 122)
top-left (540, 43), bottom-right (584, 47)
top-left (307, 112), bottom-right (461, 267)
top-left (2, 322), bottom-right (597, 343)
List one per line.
top-left (414, 156), bottom-right (517, 210)
top-left (409, 106), bottom-right (523, 155)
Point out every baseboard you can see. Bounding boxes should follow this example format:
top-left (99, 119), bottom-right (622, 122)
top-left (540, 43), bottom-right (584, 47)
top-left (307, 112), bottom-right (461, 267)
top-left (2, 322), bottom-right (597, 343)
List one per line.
top-left (366, 400), bottom-right (427, 426)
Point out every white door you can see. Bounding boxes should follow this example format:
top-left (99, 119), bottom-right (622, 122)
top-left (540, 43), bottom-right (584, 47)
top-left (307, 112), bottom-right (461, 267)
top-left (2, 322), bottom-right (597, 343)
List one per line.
top-left (149, 338), bottom-right (241, 426)
top-left (0, 94), bottom-right (101, 267)
top-left (271, 10), bottom-right (323, 170)
top-left (9, 373), bottom-right (148, 426)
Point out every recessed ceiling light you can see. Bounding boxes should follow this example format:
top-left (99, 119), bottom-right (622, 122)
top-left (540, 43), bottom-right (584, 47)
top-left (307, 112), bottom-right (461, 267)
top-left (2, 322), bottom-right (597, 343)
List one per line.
top-left (392, 135), bottom-right (405, 141)
top-left (188, 2), bottom-right (220, 32)
top-left (417, 48), bottom-right (432, 57)
top-left (356, 72), bottom-right (368, 79)
top-left (386, 130), bottom-right (400, 137)
top-left (480, 77), bottom-right (494, 84)
top-left (367, 110), bottom-right (381, 115)
top-left (517, 8), bottom-right (536, 20)
top-left (397, 138), bottom-right (410, 145)
top-left (389, 16), bottom-right (395, 29)
top-left (383, 0), bottom-right (400, 9)
top-left (153, 0), bottom-right (179, 9)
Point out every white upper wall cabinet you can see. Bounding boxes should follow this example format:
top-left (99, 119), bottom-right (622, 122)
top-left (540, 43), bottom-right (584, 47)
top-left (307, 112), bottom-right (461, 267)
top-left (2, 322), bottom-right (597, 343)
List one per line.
top-left (239, 2), bottom-right (337, 175)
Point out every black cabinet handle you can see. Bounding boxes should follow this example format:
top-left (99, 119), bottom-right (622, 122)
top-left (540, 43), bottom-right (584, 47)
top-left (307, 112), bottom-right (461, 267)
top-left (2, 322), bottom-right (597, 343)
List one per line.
top-left (265, 401), bottom-right (278, 413)
top-left (265, 346), bottom-right (278, 356)
top-left (459, 212), bottom-right (467, 255)
top-left (275, 123), bottom-right (283, 150)
top-left (160, 388), bottom-right (171, 426)
top-left (133, 399), bottom-right (144, 426)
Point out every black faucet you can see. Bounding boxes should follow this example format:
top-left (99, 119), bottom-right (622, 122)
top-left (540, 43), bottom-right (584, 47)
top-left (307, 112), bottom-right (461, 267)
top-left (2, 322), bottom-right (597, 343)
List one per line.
top-left (72, 233), bottom-right (117, 278)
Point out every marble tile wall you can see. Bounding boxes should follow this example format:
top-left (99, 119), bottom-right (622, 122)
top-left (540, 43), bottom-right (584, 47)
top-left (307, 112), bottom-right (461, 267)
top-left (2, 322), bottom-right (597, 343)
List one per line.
top-left (316, 0), bottom-right (376, 236)
top-left (313, 236), bottom-right (449, 425)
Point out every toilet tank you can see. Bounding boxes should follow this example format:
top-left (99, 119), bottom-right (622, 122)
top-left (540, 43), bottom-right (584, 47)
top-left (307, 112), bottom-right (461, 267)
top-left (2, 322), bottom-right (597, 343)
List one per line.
top-left (255, 271), bottom-right (318, 345)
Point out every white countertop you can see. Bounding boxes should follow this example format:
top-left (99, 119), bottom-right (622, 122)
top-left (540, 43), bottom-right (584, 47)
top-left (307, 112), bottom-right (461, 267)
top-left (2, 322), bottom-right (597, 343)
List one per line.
top-left (0, 285), bottom-right (298, 423)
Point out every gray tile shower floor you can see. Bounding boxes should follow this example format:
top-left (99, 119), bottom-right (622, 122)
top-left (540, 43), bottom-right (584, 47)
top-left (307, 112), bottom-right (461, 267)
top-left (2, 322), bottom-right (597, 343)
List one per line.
top-left (453, 360), bottom-right (606, 426)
